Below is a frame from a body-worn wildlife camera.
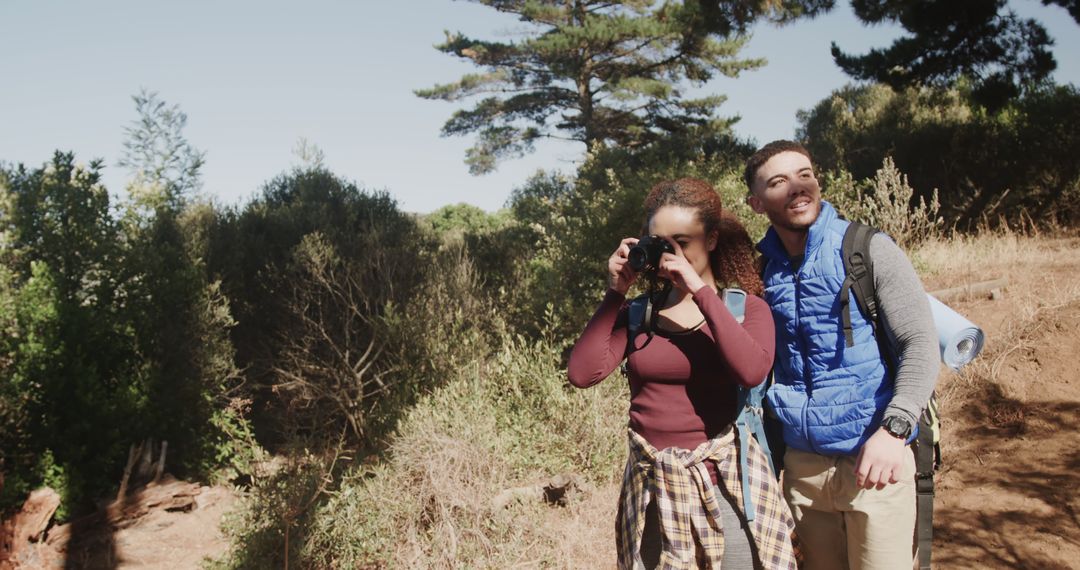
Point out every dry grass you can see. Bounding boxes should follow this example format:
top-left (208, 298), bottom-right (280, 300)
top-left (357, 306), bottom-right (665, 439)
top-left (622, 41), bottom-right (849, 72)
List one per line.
top-left (926, 230), bottom-right (1080, 569)
top-left (914, 226), bottom-right (1079, 288)
top-left (297, 336), bottom-right (629, 569)
top-left (925, 228), bottom-right (1080, 412)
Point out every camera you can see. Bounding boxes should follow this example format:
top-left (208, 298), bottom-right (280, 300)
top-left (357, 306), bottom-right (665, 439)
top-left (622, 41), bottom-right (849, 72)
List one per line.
top-left (627, 235), bottom-right (674, 274)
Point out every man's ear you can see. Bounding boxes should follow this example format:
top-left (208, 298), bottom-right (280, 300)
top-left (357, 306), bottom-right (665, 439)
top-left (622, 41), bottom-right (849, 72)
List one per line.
top-left (747, 192), bottom-right (765, 215)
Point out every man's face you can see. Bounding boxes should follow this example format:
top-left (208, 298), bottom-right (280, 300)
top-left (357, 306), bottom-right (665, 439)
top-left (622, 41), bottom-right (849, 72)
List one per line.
top-left (747, 151), bottom-right (822, 233)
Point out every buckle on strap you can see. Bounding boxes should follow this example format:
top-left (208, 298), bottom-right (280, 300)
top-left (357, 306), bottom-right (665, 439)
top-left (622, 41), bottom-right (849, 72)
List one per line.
top-left (915, 472), bottom-right (935, 494)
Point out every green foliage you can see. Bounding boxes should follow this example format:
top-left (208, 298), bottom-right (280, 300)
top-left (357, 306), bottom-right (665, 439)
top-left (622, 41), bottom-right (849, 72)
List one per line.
top-left (798, 81), bottom-right (1080, 228)
top-left (424, 203), bottom-right (510, 237)
top-left (0, 156), bottom-right (139, 515)
top-left (211, 201), bottom-right (631, 566)
top-left (209, 451), bottom-right (343, 570)
top-left (118, 89), bottom-right (206, 208)
top-left (418, 0), bottom-right (764, 173)
top-left (116, 89), bottom-right (258, 484)
top-left (0, 135), bottom-right (255, 515)
top-left (832, 0), bottom-right (1057, 108)
top-left (497, 135), bottom-right (760, 337)
top-left (205, 166), bottom-right (438, 452)
top-left (823, 157), bottom-right (943, 249)
top-left (697, 0), bottom-right (835, 35)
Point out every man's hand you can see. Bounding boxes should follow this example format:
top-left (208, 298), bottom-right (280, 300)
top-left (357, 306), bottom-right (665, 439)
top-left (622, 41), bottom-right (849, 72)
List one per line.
top-left (853, 427), bottom-right (907, 490)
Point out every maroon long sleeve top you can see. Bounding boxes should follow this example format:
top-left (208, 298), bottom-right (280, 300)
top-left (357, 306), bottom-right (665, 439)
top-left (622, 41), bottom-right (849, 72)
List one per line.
top-left (567, 287), bottom-right (775, 482)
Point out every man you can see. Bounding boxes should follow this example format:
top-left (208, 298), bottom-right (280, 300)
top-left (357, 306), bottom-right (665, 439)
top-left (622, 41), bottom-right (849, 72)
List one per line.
top-left (745, 140), bottom-right (939, 569)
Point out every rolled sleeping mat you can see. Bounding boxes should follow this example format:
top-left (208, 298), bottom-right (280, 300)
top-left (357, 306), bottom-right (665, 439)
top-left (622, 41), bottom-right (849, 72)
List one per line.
top-left (927, 294), bottom-right (985, 370)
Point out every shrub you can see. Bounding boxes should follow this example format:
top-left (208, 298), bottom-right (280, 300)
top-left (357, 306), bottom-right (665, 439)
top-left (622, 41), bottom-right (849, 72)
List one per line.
top-left (500, 138), bottom-right (761, 338)
top-left (799, 81), bottom-right (1080, 228)
top-left (301, 333), bottom-right (627, 568)
top-left (825, 157), bottom-right (944, 249)
top-left (208, 450), bottom-right (344, 570)
top-left (216, 327), bottom-right (629, 568)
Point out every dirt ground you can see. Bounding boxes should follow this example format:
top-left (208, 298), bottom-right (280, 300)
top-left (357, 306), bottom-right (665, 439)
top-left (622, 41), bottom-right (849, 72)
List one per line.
top-left (2, 480), bottom-right (236, 569)
top-left (924, 237), bottom-right (1080, 569)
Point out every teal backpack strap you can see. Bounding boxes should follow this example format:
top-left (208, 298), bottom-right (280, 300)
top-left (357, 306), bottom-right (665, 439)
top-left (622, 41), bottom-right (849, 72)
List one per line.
top-left (725, 288), bottom-right (775, 522)
top-left (625, 295), bottom-right (649, 358)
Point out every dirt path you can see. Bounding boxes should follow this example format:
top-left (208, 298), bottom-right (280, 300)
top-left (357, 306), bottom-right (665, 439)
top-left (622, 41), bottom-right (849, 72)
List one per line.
top-left (927, 239), bottom-right (1080, 569)
top-left (3, 479), bottom-right (236, 569)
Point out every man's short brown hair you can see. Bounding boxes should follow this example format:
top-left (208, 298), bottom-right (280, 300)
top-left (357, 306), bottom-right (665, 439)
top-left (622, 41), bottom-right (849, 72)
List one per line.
top-left (744, 140), bottom-right (812, 191)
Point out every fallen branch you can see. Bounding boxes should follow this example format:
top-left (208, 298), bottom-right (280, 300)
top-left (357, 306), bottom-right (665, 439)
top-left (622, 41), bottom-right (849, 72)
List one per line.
top-left (117, 441), bottom-right (143, 501)
top-left (928, 277), bottom-right (1009, 302)
top-left (491, 473), bottom-right (581, 510)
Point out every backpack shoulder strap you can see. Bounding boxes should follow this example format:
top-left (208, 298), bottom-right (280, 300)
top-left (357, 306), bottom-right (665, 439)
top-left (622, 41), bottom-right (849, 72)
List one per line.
top-left (840, 221), bottom-right (881, 348)
top-left (841, 223), bottom-right (938, 568)
top-left (724, 288), bottom-right (779, 520)
top-left (625, 295), bottom-right (650, 358)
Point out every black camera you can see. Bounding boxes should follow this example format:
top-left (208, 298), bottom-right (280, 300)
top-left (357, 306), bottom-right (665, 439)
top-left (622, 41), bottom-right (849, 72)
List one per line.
top-left (627, 235), bottom-right (674, 274)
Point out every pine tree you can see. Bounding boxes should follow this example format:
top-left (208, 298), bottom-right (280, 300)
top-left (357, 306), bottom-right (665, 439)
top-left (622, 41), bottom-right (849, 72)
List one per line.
top-left (831, 0), bottom-right (1057, 108)
top-left (417, 0), bottom-right (767, 174)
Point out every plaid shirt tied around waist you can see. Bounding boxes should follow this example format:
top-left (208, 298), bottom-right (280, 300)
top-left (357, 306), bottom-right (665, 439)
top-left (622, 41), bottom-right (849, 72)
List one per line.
top-left (617, 427), bottom-right (798, 570)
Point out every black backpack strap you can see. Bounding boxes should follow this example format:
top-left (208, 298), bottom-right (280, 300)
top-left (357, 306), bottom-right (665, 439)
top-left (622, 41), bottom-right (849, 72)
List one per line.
top-left (840, 221), bottom-right (881, 348)
top-left (625, 280), bottom-right (671, 357)
top-left (914, 394), bottom-right (940, 570)
top-left (842, 221), bottom-right (938, 568)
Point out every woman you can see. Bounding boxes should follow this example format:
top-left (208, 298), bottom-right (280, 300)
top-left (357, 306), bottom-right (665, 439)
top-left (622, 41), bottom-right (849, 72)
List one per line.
top-left (567, 178), bottom-right (797, 569)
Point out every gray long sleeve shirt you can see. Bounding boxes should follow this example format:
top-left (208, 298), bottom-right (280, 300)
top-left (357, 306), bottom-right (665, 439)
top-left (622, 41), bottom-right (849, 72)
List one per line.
top-left (869, 234), bottom-right (940, 427)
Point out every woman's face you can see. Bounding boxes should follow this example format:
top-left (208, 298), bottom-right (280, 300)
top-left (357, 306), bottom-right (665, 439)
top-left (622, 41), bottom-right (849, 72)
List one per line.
top-left (647, 205), bottom-right (717, 278)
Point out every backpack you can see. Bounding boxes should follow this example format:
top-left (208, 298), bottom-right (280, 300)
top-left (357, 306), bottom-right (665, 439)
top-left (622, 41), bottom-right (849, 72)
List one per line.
top-left (840, 221), bottom-right (940, 570)
top-left (625, 288), bottom-right (777, 522)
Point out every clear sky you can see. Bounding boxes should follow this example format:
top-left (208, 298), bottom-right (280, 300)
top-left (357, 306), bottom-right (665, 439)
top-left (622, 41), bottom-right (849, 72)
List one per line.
top-left (2, 1), bottom-right (1077, 213)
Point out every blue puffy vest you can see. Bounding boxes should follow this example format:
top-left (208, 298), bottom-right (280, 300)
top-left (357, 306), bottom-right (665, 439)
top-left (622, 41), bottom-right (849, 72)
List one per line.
top-left (758, 201), bottom-right (891, 456)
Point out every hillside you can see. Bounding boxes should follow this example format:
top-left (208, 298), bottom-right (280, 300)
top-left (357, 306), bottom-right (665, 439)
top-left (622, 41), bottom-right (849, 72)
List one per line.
top-left (3, 232), bottom-right (1078, 569)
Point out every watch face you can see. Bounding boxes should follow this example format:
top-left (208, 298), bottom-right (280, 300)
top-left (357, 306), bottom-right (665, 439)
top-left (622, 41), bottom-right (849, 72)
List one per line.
top-left (884, 417), bottom-right (912, 438)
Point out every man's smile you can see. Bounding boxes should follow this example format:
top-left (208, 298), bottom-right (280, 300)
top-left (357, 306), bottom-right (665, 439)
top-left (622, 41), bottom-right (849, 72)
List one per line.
top-left (789, 195), bottom-right (813, 213)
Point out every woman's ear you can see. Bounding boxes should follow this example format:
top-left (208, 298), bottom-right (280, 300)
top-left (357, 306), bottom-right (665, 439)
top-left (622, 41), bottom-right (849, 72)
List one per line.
top-left (707, 229), bottom-right (719, 252)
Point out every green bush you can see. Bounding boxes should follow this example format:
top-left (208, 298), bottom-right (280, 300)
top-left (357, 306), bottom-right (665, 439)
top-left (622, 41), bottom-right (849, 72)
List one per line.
top-left (206, 167), bottom-right (433, 451)
top-left (208, 451), bottom-right (342, 570)
top-left (500, 137), bottom-right (761, 339)
top-left (0, 154), bottom-right (257, 517)
top-left (799, 81), bottom-right (1080, 228)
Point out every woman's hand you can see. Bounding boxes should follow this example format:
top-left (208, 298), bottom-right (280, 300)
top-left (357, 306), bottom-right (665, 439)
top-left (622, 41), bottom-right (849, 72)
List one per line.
top-left (607, 237), bottom-right (639, 295)
top-left (658, 240), bottom-right (707, 295)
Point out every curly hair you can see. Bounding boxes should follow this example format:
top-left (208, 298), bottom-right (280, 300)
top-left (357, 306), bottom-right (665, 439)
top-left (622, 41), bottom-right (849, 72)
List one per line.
top-left (642, 178), bottom-right (764, 297)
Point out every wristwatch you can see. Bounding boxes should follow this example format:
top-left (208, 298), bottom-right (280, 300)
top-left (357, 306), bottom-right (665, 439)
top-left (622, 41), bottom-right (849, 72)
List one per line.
top-left (882, 415), bottom-right (913, 440)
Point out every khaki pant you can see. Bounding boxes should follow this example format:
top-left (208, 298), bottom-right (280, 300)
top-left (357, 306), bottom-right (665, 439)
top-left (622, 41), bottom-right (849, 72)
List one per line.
top-left (784, 447), bottom-right (916, 570)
